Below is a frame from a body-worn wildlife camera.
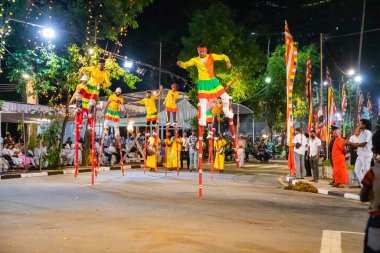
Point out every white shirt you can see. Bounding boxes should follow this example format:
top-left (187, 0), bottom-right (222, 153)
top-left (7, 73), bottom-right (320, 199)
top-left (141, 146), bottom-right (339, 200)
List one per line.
top-left (308, 137), bottom-right (321, 157)
top-left (292, 133), bottom-right (308, 155)
top-left (182, 137), bottom-right (189, 151)
top-left (357, 129), bottom-right (373, 157)
top-left (349, 135), bottom-right (360, 143)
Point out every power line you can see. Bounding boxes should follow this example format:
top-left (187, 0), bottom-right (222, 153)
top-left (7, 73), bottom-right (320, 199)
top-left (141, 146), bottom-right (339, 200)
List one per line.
top-left (325, 27), bottom-right (380, 39)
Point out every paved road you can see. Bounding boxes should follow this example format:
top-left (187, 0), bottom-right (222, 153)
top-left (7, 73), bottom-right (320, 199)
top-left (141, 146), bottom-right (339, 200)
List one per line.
top-left (0, 162), bottom-right (369, 253)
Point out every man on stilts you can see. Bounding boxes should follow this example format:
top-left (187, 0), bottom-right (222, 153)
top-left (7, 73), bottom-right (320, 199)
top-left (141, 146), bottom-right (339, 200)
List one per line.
top-left (177, 45), bottom-right (237, 199)
top-left (98, 87), bottom-right (128, 176)
top-left (163, 83), bottom-right (180, 136)
top-left (129, 85), bottom-right (163, 172)
top-left (78, 58), bottom-right (111, 184)
top-left (70, 74), bottom-right (88, 177)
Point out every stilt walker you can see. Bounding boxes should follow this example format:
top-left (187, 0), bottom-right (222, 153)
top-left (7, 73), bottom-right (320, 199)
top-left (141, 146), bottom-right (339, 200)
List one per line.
top-left (70, 75), bottom-right (88, 177)
top-left (79, 58), bottom-right (111, 185)
top-left (99, 87), bottom-right (128, 176)
top-left (128, 86), bottom-right (163, 173)
top-left (177, 45), bottom-right (236, 198)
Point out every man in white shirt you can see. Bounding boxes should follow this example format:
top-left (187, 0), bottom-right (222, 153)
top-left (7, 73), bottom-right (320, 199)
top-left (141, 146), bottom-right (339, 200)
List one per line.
top-left (348, 127), bottom-right (360, 165)
top-left (180, 132), bottom-right (190, 169)
top-left (346, 119), bottom-right (373, 184)
top-left (188, 131), bottom-right (198, 172)
top-left (307, 129), bottom-right (321, 182)
top-left (292, 128), bottom-right (308, 179)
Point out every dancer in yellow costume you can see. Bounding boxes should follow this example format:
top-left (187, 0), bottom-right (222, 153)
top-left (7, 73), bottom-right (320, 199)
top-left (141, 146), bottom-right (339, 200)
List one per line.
top-left (102, 87), bottom-right (127, 137)
top-left (129, 85), bottom-right (163, 129)
top-left (79, 58), bottom-right (111, 117)
top-left (170, 135), bottom-right (182, 170)
top-left (164, 132), bottom-right (174, 169)
top-left (214, 133), bottom-right (227, 173)
top-left (146, 135), bottom-right (161, 172)
top-left (177, 45), bottom-right (233, 126)
top-left (163, 83), bottom-right (179, 127)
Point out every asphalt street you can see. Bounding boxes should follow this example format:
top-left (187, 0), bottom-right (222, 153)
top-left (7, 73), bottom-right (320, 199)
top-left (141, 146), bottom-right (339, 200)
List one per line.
top-left (0, 162), bottom-right (369, 253)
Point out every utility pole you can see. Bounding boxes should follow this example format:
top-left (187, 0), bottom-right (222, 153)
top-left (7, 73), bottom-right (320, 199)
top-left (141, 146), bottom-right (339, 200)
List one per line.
top-left (319, 33), bottom-right (323, 108)
top-left (358, 0), bottom-right (366, 73)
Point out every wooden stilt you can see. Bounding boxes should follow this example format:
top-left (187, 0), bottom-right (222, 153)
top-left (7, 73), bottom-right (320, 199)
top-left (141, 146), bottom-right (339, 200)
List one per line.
top-left (198, 125), bottom-right (204, 199)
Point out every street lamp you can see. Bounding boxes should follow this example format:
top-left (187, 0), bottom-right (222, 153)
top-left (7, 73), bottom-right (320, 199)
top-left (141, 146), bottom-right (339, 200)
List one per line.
top-left (347, 69), bottom-right (355, 76)
top-left (323, 81), bottom-right (328, 86)
top-left (88, 48), bottom-right (94, 55)
top-left (354, 75), bottom-right (362, 83)
top-left (42, 28), bottom-right (55, 39)
top-left (265, 77), bottom-right (271, 83)
top-left (22, 73), bottom-right (30, 80)
top-left (124, 60), bottom-right (133, 68)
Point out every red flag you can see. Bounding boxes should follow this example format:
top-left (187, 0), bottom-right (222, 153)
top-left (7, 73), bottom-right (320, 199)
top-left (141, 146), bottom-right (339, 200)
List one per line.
top-left (306, 56), bottom-right (313, 133)
top-left (367, 92), bottom-right (373, 117)
top-left (326, 67), bottom-right (336, 144)
top-left (285, 21), bottom-right (297, 175)
top-left (341, 83), bottom-right (347, 116)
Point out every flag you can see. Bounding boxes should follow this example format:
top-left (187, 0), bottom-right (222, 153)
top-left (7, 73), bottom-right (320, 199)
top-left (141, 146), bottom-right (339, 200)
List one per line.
top-left (367, 92), bottom-right (373, 118)
top-left (285, 21), bottom-right (297, 175)
top-left (341, 83), bottom-right (347, 116)
top-left (306, 56), bottom-right (313, 133)
top-left (378, 99), bottom-right (380, 120)
top-left (357, 91), bottom-right (364, 123)
top-left (326, 67), bottom-right (336, 144)
top-left (341, 83), bottom-right (347, 137)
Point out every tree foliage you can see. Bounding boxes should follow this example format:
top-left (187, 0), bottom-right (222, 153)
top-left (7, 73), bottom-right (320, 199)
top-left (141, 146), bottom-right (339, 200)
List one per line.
top-left (178, 2), bottom-right (265, 105)
top-left (247, 44), bottom-right (319, 132)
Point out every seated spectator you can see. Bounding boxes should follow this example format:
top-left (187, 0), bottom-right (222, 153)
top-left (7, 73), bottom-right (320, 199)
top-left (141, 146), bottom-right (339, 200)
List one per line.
top-left (104, 142), bottom-right (117, 165)
top-left (257, 137), bottom-right (270, 163)
top-left (60, 144), bottom-right (70, 166)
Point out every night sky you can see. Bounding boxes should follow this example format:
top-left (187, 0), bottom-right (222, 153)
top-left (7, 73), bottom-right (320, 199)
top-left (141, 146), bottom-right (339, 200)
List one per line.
top-left (121, 0), bottom-right (380, 100)
top-left (1, 0), bottom-right (379, 105)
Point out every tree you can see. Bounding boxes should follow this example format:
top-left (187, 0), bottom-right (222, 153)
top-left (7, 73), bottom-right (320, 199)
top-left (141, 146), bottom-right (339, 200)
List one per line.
top-left (178, 2), bottom-right (265, 105)
top-left (247, 44), bottom-right (319, 134)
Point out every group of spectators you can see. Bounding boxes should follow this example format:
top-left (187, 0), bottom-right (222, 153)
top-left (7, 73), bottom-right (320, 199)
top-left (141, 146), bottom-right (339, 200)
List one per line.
top-left (290, 119), bottom-right (376, 188)
top-left (0, 132), bottom-right (48, 172)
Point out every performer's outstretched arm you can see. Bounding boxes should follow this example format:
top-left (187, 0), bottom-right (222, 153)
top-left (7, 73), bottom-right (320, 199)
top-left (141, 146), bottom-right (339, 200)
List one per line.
top-left (177, 58), bottom-right (196, 69)
top-left (156, 84), bottom-right (164, 97)
top-left (211, 53), bottom-right (232, 68)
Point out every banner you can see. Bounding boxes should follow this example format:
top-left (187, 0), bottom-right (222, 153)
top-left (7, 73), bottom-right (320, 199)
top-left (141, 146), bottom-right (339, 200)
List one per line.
top-left (285, 21), bottom-right (297, 174)
top-left (326, 67), bottom-right (336, 144)
top-left (367, 92), bottom-right (373, 118)
top-left (306, 56), bottom-right (313, 133)
top-left (341, 83), bottom-right (347, 137)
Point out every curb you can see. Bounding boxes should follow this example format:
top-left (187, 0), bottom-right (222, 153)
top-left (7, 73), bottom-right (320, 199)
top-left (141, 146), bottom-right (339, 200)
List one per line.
top-left (0, 164), bottom-right (166, 180)
top-left (283, 176), bottom-right (360, 201)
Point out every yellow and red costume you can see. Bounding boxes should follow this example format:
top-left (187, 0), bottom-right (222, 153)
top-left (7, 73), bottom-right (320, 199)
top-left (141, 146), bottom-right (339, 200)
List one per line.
top-left (163, 88), bottom-right (179, 125)
top-left (146, 136), bottom-right (161, 169)
top-left (163, 89), bottom-right (179, 112)
top-left (214, 138), bottom-right (227, 171)
top-left (178, 53), bottom-right (229, 99)
top-left (138, 95), bottom-right (158, 123)
top-left (105, 94), bottom-right (124, 123)
top-left (80, 66), bottom-right (111, 112)
top-left (165, 137), bottom-right (182, 170)
top-left (178, 50), bottom-right (233, 126)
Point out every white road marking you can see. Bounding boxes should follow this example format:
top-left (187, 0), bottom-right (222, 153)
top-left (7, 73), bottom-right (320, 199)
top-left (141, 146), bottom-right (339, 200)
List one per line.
top-left (320, 230), bottom-right (365, 253)
top-left (320, 230), bottom-right (342, 253)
